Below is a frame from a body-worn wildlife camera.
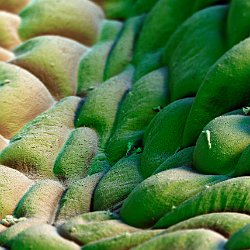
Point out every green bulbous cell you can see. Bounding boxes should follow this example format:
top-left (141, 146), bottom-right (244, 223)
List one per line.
top-left (153, 177), bottom-right (250, 229)
top-left (226, 224), bottom-right (250, 250)
top-left (0, 218), bottom-right (42, 248)
top-left (227, 0), bottom-right (250, 48)
top-left (234, 144), bottom-right (250, 176)
top-left (101, 0), bottom-right (135, 19)
top-left (133, 49), bottom-right (164, 82)
top-left (11, 224), bottom-right (80, 250)
top-left (14, 180), bottom-right (64, 223)
top-left (54, 127), bottom-right (98, 180)
top-left (104, 15), bottom-right (145, 80)
top-left (87, 151), bottom-right (111, 175)
top-left (166, 212), bottom-right (250, 238)
top-left (56, 173), bottom-right (103, 223)
top-left (77, 20), bottom-right (123, 96)
top-left (57, 212), bottom-right (138, 245)
top-left (192, 0), bottom-right (229, 12)
top-left (131, 0), bottom-right (159, 16)
top-left (133, 0), bottom-right (194, 64)
top-left (183, 37), bottom-right (250, 147)
top-left (163, 5), bottom-right (227, 101)
top-left (194, 115), bottom-right (250, 175)
top-left (154, 146), bottom-right (194, 174)
top-left (140, 97), bottom-right (193, 178)
top-left (132, 229), bottom-right (226, 250)
top-left (106, 68), bottom-right (168, 164)
top-left (76, 66), bottom-right (133, 148)
top-left (93, 154), bottom-right (143, 211)
top-left (120, 167), bottom-right (225, 228)
top-left (82, 230), bottom-right (163, 250)
top-left (60, 211), bottom-right (119, 224)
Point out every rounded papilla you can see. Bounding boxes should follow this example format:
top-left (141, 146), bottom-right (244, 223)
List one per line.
top-left (120, 167), bottom-right (225, 228)
top-left (106, 67), bottom-right (169, 164)
top-left (165, 212), bottom-right (250, 238)
top-left (0, 11), bottom-right (21, 50)
top-left (76, 66), bottom-right (133, 148)
top-left (0, 97), bottom-right (82, 178)
top-left (93, 154), bottom-right (143, 211)
top-left (104, 15), bottom-right (145, 80)
top-left (163, 5), bottom-right (227, 101)
top-left (11, 35), bottom-right (88, 100)
top-left (131, 0), bottom-right (159, 16)
top-left (133, 0), bottom-right (191, 63)
top-left (182, 37), bottom-right (250, 147)
top-left (54, 127), bottom-right (99, 180)
top-left (233, 143), bottom-right (250, 177)
top-left (227, 0), bottom-right (250, 48)
top-left (153, 177), bottom-right (250, 229)
top-left (14, 180), bottom-right (64, 224)
top-left (194, 115), bottom-right (250, 175)
top-left (57, 212), bottom-right (139, 246)
top-left (18, 0), bottom-right (104, 46)
top-left (140, 97), bottom-right (194, 178)
top-left (82, 230), bottom-right (163, 250)
top-left (99, 0), bottom-right (134, 19)
top-left (56, 173), bottom-right (103, 223)
top-left (0, 218), bottom-right (43, 248)
top-left (154, 146), bottom-right (195, 174)
top-left (0, 62), bottom-right (54, 139)
top-left (0, 165), bottom-right (33, 220)
top-left (226, 223), bottom-right (250, 250)
top-left (11, 224), bottom-right (80, 250)
top-left (132, 229), bottom-right (226, 250)
top-left (77, 19), bottom-right (122, 96)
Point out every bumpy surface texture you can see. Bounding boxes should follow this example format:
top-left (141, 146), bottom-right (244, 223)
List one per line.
top-left (1, 0), bottom-right (250, 249)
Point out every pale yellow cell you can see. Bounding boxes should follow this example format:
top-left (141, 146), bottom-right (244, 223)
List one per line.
top-left (0, 11), bottom-right (21, 50)
top-left (0, 62), bottom-right (54, 139)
